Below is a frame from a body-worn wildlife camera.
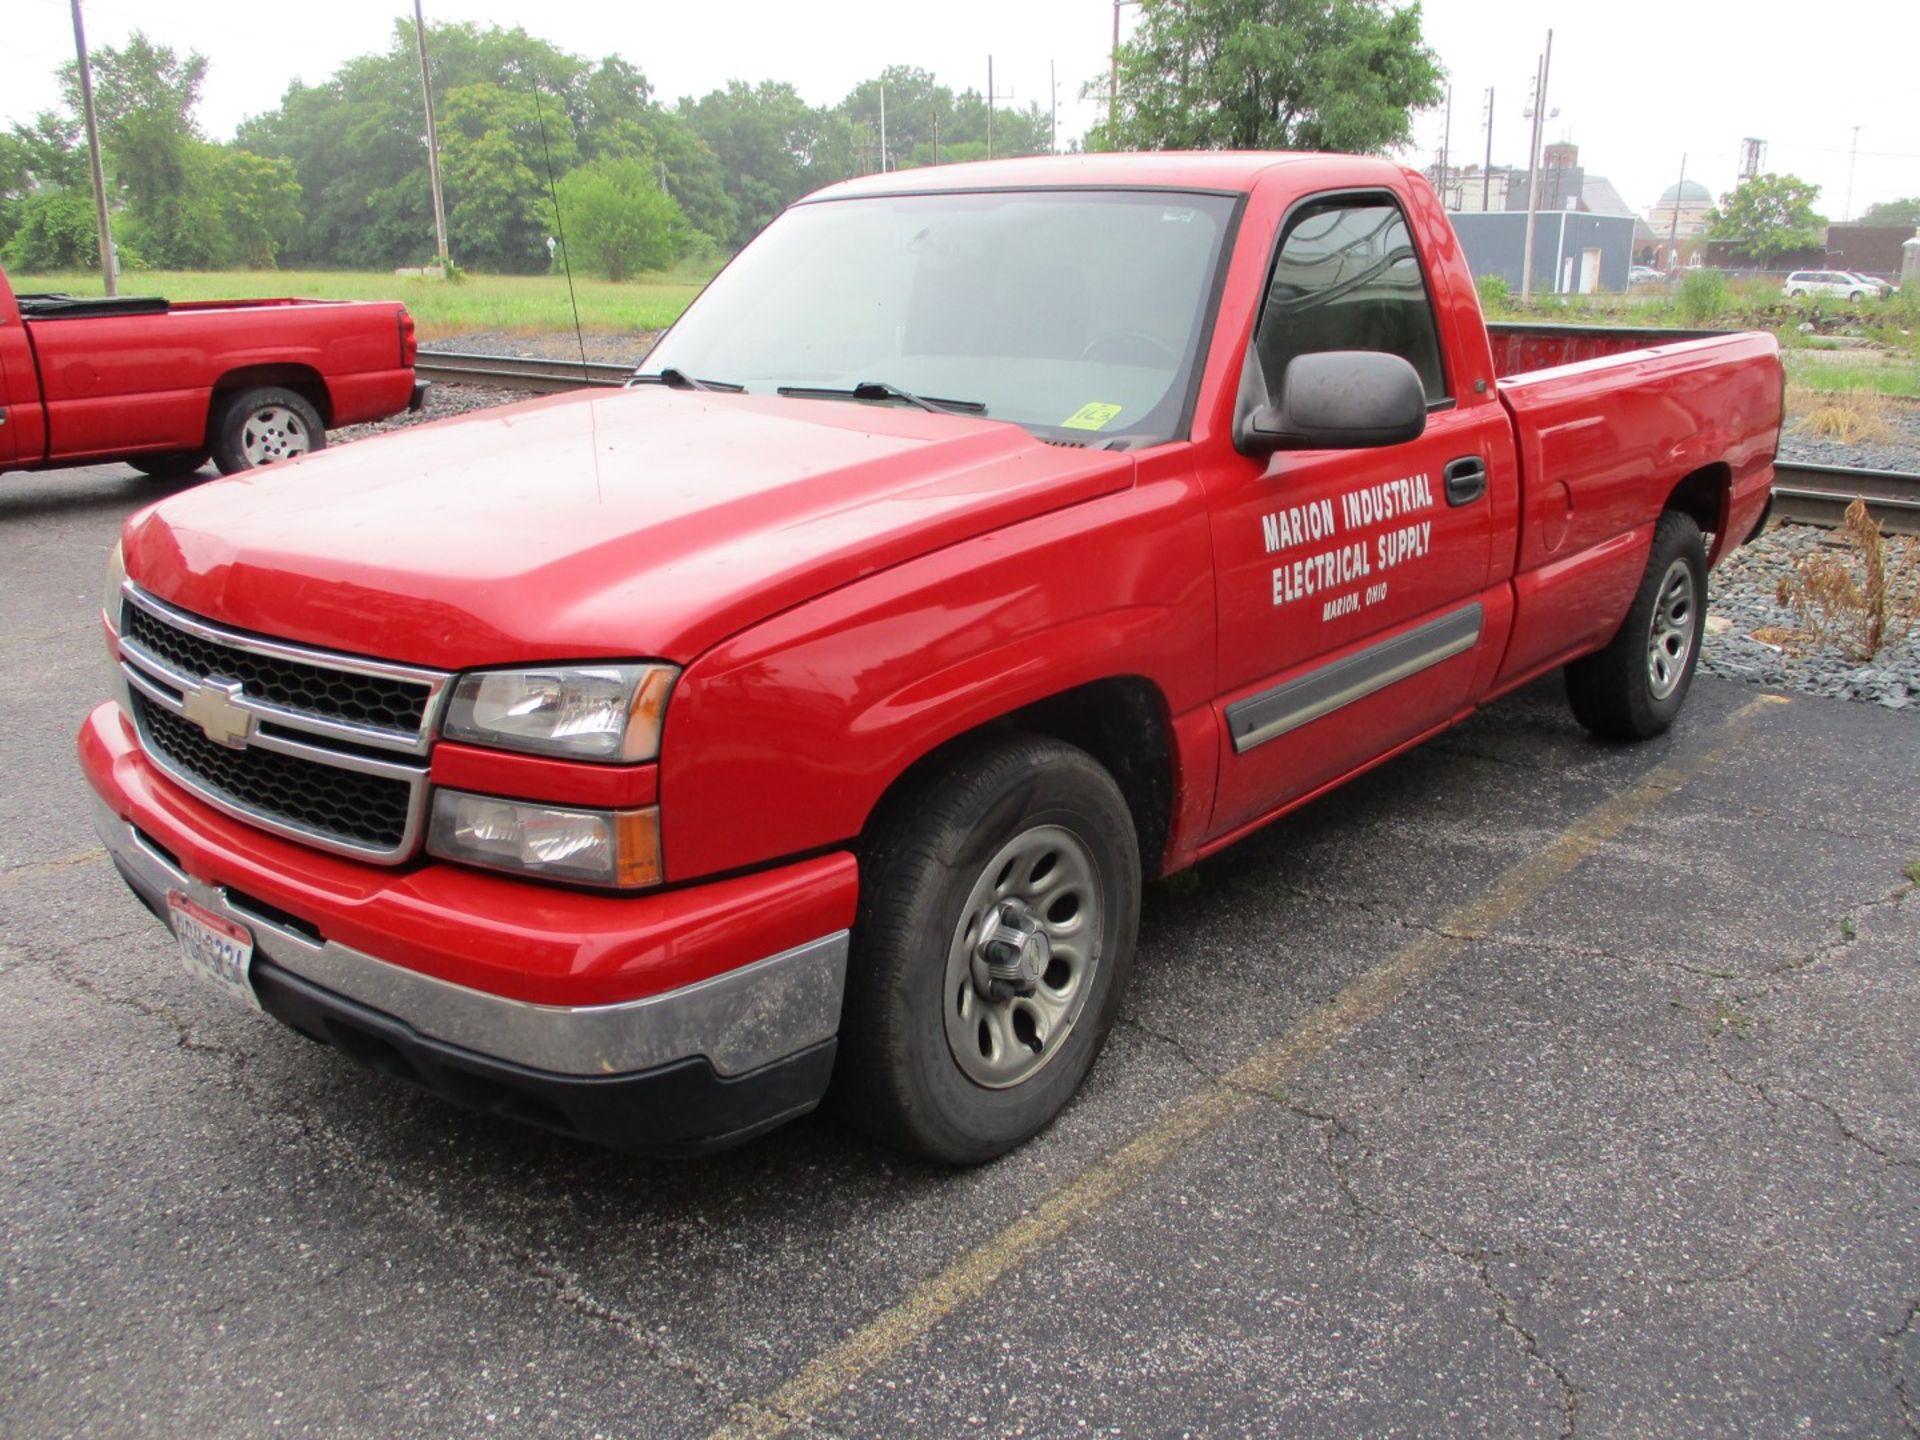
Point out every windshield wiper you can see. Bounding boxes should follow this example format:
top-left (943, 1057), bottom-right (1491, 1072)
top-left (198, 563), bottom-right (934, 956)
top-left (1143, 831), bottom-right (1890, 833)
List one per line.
top-left (776, 380), bottom-right (987, 416)
top-left (628, 367), bottom-right (744, 392)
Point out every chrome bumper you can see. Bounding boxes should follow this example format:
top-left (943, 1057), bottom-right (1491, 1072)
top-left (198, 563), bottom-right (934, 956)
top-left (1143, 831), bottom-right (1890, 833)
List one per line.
top-left (92, 795), bottom-right (847, 1079)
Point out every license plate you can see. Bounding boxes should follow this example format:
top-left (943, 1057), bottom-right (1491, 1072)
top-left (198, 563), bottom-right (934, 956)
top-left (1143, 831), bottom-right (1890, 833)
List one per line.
top-left (166, 891), bottom-right (259, 1010)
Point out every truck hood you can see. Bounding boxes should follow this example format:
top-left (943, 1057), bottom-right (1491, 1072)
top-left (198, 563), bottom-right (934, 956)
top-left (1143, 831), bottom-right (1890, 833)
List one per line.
top-left (123, 388), bottom-right (1134, 667)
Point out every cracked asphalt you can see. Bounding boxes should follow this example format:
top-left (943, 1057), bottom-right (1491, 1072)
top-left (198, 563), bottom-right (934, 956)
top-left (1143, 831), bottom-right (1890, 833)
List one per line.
top-left (5, 460), bottom-right (1918, 1439)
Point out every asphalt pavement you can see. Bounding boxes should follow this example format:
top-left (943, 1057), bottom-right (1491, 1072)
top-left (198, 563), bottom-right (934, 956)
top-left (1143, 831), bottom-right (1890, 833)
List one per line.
top-left (4, 460), bottom-right (1917, 1439)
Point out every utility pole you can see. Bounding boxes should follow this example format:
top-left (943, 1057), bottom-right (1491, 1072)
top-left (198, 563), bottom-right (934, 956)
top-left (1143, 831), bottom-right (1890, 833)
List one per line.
top-left (1666, 153), bottom-right (1686, 270)
top-left (1109, 0), bottom-right (1140, 144)
top-left (1481, 87), bottom-right (1494, 211)
top-left (412, 0), bottom-right (450, 273)
top-left (879, 83), bottom-right (887, 173)
top-left (1050, 60), bottom-right (1058, 153)
top-left (1437, 85), bottom-right (1452, 208)
top-left (987, 57), bottom-right (994, 160)
top-left (1519, 29), bottom-right (1553, 300)
top-left (1845, 125), bottom-right (1862, 221)
top-left (69, 0), bottom-right (115, 296)
top-left (932, 113), bottom-right (940, 167)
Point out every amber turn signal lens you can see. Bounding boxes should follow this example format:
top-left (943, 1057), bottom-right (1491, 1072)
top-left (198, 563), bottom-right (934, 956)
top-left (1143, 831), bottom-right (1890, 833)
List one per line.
top-left (613, 806), bottom-right (663, 888)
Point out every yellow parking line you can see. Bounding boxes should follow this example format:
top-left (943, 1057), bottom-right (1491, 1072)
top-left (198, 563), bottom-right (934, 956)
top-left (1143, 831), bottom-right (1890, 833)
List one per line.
top-left (707, 693), bottom-right (1788, 1440)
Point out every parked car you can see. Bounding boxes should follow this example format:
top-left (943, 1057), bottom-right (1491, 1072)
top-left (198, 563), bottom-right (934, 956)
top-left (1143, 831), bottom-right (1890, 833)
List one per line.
top-left (0, 266), bottom-right (426, 479)
top-left (79, 154), bottom-right (1783, 1164)
top-left (1628, 265), bottom-right (1664, 284)
top-left (1782, 270), bottom-right (1876, 303)
top-left (1840, 271), bottom-right (1894, 299)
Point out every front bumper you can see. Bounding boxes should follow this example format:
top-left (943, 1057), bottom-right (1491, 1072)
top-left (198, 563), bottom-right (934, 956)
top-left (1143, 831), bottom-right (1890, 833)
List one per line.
top-left (81, 701), bottom-right (858, 1153)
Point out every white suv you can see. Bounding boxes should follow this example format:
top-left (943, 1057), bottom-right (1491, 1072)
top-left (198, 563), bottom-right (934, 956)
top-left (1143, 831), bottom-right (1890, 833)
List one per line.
top-left (1783, 270), bottom-right (1876, 303)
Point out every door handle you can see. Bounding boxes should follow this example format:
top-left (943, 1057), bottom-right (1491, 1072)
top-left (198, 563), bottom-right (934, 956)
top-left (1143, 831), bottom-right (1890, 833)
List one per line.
top-left (1444, 456), bottom-right (1486, 506)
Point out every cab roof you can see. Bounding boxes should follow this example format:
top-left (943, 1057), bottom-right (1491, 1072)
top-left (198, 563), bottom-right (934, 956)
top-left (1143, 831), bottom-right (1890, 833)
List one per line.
top-left (801, 151), bottom-right (1408, 203)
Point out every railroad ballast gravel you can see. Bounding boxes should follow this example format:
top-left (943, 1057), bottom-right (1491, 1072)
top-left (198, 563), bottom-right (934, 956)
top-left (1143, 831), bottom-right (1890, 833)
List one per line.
top-left (337, 378), bottom-right (1920, 715)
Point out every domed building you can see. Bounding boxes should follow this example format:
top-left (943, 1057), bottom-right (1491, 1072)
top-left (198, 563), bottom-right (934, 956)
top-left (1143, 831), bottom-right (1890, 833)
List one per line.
top-left (1648, 179), bottom-right (1715, 260)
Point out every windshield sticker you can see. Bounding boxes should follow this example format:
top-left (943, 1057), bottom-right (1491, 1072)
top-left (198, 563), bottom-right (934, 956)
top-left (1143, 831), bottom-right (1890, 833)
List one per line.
top-left (1062, 402), bottom-right (1125, 432)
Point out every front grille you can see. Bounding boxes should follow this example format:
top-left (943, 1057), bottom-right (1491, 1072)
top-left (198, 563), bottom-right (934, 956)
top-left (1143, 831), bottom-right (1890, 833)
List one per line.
top-left (117, 585), bottom-right (448, 862)
top-left (138, 700), bottom-right (414, 851)
top-left (125, 603), bottom-right (429, 734)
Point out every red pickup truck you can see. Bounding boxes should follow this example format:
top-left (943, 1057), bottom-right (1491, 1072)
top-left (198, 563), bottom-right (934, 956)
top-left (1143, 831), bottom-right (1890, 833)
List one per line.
top-left (77, 154), bottom-right (1781, 1163)
top-left (0, 266), bottom-right (424, 478)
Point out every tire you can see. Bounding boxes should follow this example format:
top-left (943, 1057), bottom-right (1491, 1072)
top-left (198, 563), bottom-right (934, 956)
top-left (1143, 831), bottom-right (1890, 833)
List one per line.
top-left (127, 450), bottom-right (210, 478)
top-left (835, 734), bottom-right (1142, 1164)
top-left (1788, 289), bottom-right (1804, 298)
top-left (1849, 291), bottom-right (1865, 304)
top-left (1565, 511), bottom-right (1707, 741)
top-left (209, 386), bottom-right (325, 475)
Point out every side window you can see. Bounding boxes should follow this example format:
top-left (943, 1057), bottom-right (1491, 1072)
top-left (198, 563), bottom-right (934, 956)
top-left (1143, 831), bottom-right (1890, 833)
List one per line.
top-left (1253, 198), bottom-right (1449, 406)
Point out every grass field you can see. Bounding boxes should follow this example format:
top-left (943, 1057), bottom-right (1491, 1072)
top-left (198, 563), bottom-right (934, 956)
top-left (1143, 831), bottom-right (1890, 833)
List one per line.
top-left (10, 264), bottom-right (717, 340)
top-left (1784, 350), bottom-right (1920, 398)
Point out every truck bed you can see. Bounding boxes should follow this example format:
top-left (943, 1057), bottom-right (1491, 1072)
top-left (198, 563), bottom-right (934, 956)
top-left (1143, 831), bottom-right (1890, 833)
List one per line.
top-left (1487, 321), bottom-right (1731, 378)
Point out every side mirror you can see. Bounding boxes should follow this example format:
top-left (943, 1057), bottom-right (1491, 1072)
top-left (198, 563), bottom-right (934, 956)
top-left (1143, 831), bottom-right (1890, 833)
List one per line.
top-left (1236, 350), bottom-right (1428, 456)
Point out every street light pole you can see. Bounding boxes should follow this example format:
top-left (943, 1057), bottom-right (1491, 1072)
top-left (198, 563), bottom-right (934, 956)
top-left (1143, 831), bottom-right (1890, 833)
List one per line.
top-left (69, 0), bottom-right (116, 297)
top-left (413, 0), bottom-right (450, 273)
top-left (1845, 125), bottom-right (1862, 221)
top-left (1519, 29), bottom-right (1553, 300)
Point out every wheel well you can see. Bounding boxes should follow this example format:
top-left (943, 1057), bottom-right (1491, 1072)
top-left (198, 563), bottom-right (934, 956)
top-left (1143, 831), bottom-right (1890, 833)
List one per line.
top-left (1663, 463), bottom-right (1729, 544)
top-left (862, 676), bottom-right (1175, 879)
top-left (207, 365), bottom-right (333, 436)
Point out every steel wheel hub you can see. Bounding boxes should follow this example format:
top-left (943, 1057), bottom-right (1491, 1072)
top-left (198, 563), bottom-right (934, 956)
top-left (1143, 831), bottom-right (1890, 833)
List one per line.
top-left (1646, 558), bottom-right (1698, 701)
top-left (943, 824), bottom-right (1103, 1089)
top-left (241, 406), bottom-right (312, 465)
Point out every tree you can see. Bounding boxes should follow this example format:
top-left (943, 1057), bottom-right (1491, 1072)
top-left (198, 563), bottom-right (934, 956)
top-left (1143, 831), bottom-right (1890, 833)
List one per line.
top-left (1706, 173), bottom-right (1826, 263)
top-left (1098, 0), bottom-right (1442, 153)
top-left (1859, 197), bottom-right (1920, 230)
top-left (681, 81), bottom-right (845, 248)
top-left (555, 156), bottom-right (688, 278)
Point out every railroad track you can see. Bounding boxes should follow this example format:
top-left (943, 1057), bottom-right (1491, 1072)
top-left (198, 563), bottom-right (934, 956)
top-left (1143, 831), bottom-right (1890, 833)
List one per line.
top-left (415, 350), bottom-right (631, 392)
top-left (417, 350), bottom-right (1920, 535)
top-left (1771, 462), bottom-right (1920, 536)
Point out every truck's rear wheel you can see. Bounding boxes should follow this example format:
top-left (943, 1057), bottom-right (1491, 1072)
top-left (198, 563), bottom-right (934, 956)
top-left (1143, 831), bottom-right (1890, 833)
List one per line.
top-left (127, 450), bottom-right (210, 478)
top-left (210, 386), bottom-right (325, 475)
top-left (1565, 510), bottom-right (1707, 740)
top-left (837, 734), bottom-right (1141, 1164)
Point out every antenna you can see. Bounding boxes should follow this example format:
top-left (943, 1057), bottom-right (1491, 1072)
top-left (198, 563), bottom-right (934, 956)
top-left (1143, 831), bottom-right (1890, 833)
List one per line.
top-left (526, 73), bottom-right (589, 387)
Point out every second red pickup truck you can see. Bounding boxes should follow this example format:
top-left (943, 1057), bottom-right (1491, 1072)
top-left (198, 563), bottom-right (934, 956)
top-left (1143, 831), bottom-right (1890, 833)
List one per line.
top-left (0, 265), bottom-right (424, 478)
top-left (78, 153), bottom-right (1781, 1163)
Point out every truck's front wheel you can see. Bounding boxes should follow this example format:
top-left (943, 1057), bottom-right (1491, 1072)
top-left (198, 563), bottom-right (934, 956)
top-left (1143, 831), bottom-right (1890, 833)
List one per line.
top-left (1565, 510), bottom-right (1707, 740)
top-left (837, 735), bottom-right (1141, 1164)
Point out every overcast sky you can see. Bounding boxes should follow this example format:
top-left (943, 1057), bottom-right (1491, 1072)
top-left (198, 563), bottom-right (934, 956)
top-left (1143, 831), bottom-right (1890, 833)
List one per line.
top-left (5, 0), bottom-right (1915, 223)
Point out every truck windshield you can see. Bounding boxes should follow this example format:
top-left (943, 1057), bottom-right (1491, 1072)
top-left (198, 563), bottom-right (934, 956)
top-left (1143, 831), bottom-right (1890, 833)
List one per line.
top-left (641, 189), bottom-right (1238, 444)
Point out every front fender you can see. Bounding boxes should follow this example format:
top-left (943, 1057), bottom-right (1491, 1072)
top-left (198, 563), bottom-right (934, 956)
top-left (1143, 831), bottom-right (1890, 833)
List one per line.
top-left (658, 468), bottom-right (1216, 882)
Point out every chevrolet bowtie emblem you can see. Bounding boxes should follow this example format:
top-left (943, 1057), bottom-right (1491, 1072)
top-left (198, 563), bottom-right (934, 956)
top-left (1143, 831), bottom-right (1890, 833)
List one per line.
top-left (180, 678), bottom-right (254, 748)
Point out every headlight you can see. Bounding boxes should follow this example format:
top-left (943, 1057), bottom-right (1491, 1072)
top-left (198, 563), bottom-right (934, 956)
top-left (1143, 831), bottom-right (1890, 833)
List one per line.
top-left (427, 790), bottom-right (663, 888)
top-left (102, 540), bottom-right (127, 634)
top-left (441, 664), bottom-right (676, 762)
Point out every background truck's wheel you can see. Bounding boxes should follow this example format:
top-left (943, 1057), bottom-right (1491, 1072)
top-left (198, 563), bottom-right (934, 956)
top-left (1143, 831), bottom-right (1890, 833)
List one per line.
top-left (126, 450), bottom-right (210, 478)
top-left (836, 734), bottom-right (1142, 1165)
top-left (210, 386), bottom-right (325, 474)
top-left (1565, 510), bottom-right (1707, 741)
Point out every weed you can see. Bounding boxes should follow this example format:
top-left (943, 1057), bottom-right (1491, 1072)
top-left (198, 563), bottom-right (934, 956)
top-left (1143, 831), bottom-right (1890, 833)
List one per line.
top-left (1787, 384), bottom-right (1895, 444)
top-left (1475, 273), bottom-right (1513, 316)
top-left (1903, 860), bottom-right (1920, 885)
top-left (1774, 499), bottom-right (1920, 659)
top-left (1708, 1002), bottom-right (1756, 1039)
top-left (1840, 916), bottom-right (1858, 940)
top-left (1678, 269), bottom-right (1730, 326)
top-left (1162, 868), bottom-right (1203, 898)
